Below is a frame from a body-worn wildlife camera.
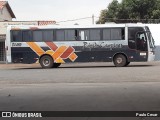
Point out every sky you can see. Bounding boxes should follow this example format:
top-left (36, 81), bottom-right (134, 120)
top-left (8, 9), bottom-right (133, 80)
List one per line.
top-left (3, 0), bottom-right (160, 45)
top-left (6, 0), bottom-right (121, 25)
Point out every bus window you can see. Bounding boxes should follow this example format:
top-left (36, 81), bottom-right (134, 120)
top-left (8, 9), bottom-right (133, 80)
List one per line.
top-left (43, 30), bottom-right (54, 42)
top-left (111, 28), bottom-right (123, 40)
top-left (65, 30), bottom-right (76, 41)
top-left (103, 28), bottom-right (124, 40)
top-left (128, 27), bottom-right (145, 50)
top-left (128, 28), bottom-right (136, 49)
top-left (11, 30), bottom-right (22, 42)
top-left (90, 29), bottom-right (100, 41)
top-left (23, 31), bottom-right (32, 42)
top-left (79, 31), bottom-right (85, 40)
top-left (103, 29), bottom-right (111, 40)
top-left (56, 30), bottom-right (65, 41)
top-left (136, 32), bottom-right (147, 51)
top-left (121, 28), bottom-right (125, 40)
top-left (79, 30), bottom-right (89, 41)
top-left (33, 31), bottom-right (43, 42)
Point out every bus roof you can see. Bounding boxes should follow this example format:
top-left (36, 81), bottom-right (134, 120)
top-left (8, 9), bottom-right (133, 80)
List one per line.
top-left (8, 23), bottom-right (147, 30)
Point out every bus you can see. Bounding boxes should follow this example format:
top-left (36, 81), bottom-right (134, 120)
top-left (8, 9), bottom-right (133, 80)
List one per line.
top-left (6, 24), bottom-right (155, 68)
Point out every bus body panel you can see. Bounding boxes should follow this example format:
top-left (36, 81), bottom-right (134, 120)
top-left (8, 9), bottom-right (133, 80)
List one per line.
top-left (10, 41), bottom-right (148, 64)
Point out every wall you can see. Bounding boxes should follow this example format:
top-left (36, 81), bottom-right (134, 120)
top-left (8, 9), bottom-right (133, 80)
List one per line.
top-left (0, 21), bottom-right (38, 34)
top-left (0, 6), bottom-right (12, 21)
top-left (146, 24), bottom-right (160, 61)
top-left (146, 24), bottom-right (160, 46)
top-left (155, 46), bottom-right (160, 61)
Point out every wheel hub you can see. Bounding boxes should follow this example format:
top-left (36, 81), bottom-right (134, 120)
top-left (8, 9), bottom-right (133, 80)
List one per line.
top-left (43, 59), bottom-right (50, 66)
top-left (117, 58), bottom-right (123, 64)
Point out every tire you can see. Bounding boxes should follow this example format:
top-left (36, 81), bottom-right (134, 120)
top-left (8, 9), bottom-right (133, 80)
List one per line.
top-left (52, 63), bottom-right (61, 68)
top-left (125, 62), bottom-right (130, 66)
top-left (40, 55), bottom-right (54, 68)
top-left (113, 54), bottom-right (127, 67)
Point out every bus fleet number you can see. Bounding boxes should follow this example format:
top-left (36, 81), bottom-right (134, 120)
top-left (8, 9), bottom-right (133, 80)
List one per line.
top-left (12, 43), bottom-right (22, 47)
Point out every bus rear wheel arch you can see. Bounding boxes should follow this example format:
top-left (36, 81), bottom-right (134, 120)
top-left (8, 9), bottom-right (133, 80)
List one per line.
top-left (39, 55), bottom-right (54, 68)
top-left (113, 54), bottom-right (128, 67)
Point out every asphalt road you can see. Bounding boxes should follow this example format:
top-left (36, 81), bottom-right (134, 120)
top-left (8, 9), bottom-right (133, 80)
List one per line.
top-left (0, 62), bottom-right (160, 120)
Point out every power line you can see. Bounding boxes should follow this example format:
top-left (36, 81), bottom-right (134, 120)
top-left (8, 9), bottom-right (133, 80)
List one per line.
top-left (56, 15), bottom-right (100, 24)
top-left (57, 17), bottom-right (92, 23)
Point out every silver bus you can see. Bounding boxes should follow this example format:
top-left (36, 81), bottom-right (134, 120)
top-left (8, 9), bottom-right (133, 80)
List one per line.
top-left (6, 24), bottom-right (155, 68)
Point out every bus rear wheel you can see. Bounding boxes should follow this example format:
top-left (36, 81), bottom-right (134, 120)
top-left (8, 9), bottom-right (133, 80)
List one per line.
top-left (113, 54), bottom-right (127, 67)
top-left (40, 55), bottom-right (54, 68)
top-left (125, 62), bottom-right (130, 66)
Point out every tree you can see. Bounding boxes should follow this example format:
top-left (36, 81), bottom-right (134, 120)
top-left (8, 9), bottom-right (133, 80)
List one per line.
top-left (96, 9), bottom-right (107, 24)
top-left (97, 0), bottom-right (160, 24)
top-left (97, 0), bottom-right (119, 24)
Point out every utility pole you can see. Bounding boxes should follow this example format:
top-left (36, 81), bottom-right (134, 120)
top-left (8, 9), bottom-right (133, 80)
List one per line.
top-left (92, 14), bottom-right (95, 24)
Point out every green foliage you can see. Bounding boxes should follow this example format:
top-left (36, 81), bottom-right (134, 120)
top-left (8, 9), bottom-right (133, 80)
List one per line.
top-left (97, 0), bottom-right (119, 24)
top-left (97, 0), bottom-right (160, 24)
top-left (96, 10), bottom-right (107, 24)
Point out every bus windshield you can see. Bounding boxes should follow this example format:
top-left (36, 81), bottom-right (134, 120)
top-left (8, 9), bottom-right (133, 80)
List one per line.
top-left (146, 32), bottom-right (155, 48)
top-left (145, 26), bottom-right (155, 48)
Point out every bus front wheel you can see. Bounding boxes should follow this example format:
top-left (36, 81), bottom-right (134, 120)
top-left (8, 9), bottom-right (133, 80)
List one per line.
top-left (113, 54), bottom-right (127, 67)
top-left (40, 55), bottom-right (54, 68)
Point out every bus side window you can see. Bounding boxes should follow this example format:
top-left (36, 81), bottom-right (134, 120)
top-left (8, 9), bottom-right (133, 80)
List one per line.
top-left (103, 29), bottom-right (111, 40)
top-left (136, 32), bottom-right (147, 51)
top-left (43, 30), bottom-right (54, 42)
top-left (56, 30), bottom-right (65, 41)
top-left (121, 28), bottom-right (125, 40)
top-left (33, 31), bottom-right (43, 42)
top-left (103, 28), bottom-right (124, 40)
top-left (11, 30), bottom-right (22, 42)
top-left (75, 30), bottom-right (78, 40)
top-left (65, 30), bottom-right (76, 41)
top-left (79, 30), bottom-right (89, 40)
top-left (79, 31), bottom-right (85, 40)
top-left (128, 28), bottom-right (136, 49)
top-left (23, 31), bottom-right (32, 42)
top-left (111, 28), bottom-right (123, 40)
top-left (90, 29), bottom-right (100, 41)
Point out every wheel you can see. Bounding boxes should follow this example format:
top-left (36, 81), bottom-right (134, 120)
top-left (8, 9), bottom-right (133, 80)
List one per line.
top-left (40, 55), bottom-right (54, 68)
top-left (113, 54), bottom-right (127, 67)
top-left (52, 63), bottom-right (61, 68)
top-left (125, 62), bottom-right (130, 66)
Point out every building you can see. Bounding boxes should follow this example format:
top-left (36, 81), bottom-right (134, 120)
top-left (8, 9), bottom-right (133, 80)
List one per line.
top-left (0, 1), bottom-right (15, 21)
top-left (0, 1), bottom-right (15, 62)
top-left (0, 1), bottom-right (56, 62)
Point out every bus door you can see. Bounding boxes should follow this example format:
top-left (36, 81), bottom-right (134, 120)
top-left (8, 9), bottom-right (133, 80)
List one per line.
top-left (128, 27), bottom-right (148, 61)
top-left (136, 31), bottom-right (148, 61)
